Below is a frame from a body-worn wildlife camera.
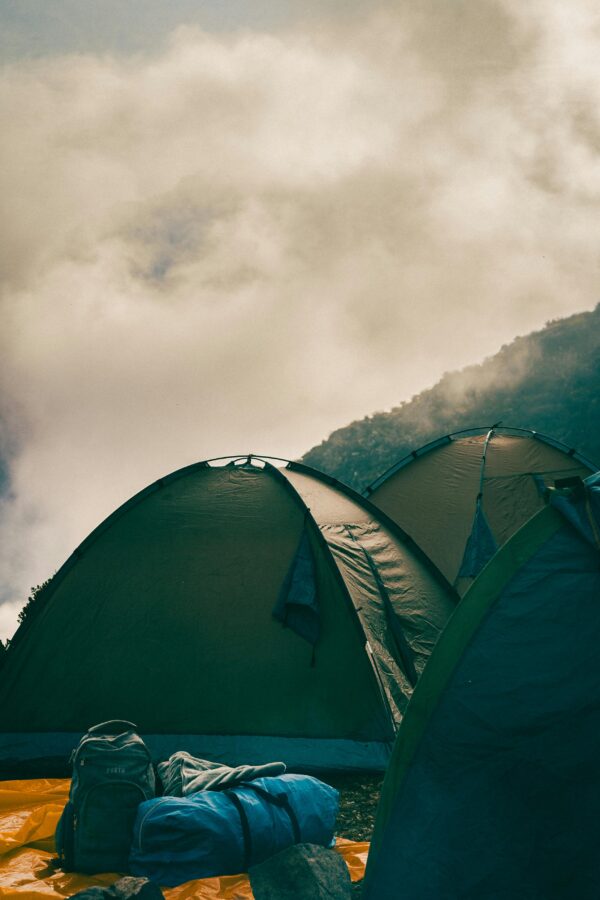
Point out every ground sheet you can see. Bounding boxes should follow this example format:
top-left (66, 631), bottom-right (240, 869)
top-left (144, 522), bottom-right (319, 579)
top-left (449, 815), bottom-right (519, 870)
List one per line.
top-left (0, 780), bottom-right (368, 900)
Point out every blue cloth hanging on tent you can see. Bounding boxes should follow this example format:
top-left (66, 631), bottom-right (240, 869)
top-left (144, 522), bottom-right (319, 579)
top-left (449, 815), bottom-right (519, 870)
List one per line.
top-left (272, 527), bottom-right (320, 646)
top-left (457, 502), bottom-right (498, 579)
top-left (549, 471), bottom-right (600, 551)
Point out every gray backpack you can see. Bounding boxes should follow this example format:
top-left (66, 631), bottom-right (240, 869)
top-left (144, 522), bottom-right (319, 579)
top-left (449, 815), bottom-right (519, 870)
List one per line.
top-left (55, 721), bottom-right (156, 874)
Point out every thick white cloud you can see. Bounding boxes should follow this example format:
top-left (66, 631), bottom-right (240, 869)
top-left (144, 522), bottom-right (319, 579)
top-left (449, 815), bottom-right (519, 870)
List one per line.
top-left (1, 1), bottom-right (599, 638)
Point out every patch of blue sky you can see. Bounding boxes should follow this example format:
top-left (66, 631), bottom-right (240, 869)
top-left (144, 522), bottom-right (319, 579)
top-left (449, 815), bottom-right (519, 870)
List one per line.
top-left (0, 0), bottom-right (334, 61)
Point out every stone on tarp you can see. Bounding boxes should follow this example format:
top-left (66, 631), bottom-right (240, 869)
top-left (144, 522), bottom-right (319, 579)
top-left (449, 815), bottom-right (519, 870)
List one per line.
top-left (70, 876), bottom-right (164, 900)
top-left (249, 843), bottom-right (352, 900)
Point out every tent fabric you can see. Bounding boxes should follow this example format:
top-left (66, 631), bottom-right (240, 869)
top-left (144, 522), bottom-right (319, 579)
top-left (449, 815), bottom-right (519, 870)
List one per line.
top-left (322, 522), bottom-right (453, 727)
top-left (367, 426), bottom-right (596, 593)
top-left (0, 459), bottom-right (455, 774)
top-left (364, 473), bottom-right (600, 900)
top-left (0, 779), bottom-right (368, 899)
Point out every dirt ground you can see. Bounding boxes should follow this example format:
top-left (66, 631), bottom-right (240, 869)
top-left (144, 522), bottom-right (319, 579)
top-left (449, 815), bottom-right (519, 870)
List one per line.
top-left (322, 774), bottom-right (382, 897)
top-left (323, 773), bottom-right (383, 842)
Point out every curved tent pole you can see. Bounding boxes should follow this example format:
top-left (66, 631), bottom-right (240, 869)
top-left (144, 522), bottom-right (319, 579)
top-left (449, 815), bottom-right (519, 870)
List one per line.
top-left (286, 461), bottom-right (456, 597)
top-left (364, 434), bottom-right (454, 495)
top-left (363, 503), bottom-right (565, 892)
top-left (450, 427), bottom-right (498, 586)
top-left (7, 455), bottom-right (290, 651)
top-left (476, 425), bottom-right (497, 505)
top-left (364, 425), bottom-right (598, 496)
top-left (203, 454), bottom-right (295, 467)
top-left (5, 459), bottom-right (215, 653)
top-left (262, 460), bottom-right (399, 738)
top-left (5, 451), bottom-right (457, 658)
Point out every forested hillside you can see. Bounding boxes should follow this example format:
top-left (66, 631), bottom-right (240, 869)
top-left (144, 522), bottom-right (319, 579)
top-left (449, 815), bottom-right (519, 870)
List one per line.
top-left (302, 304), bottom-right (600, 491)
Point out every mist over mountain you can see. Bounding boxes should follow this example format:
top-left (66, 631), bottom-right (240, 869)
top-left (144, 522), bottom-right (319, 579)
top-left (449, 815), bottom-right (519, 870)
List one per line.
top-left (302, 304), bottom-right (600, 490)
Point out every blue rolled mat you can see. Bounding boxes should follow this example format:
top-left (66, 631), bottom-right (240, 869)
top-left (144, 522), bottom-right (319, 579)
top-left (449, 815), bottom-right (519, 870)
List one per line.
top-left (129, 773), bottom-right (339, 886)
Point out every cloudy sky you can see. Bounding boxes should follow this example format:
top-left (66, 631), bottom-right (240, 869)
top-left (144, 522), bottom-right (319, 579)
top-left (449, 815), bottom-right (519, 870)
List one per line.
top-left (1, 0), bottom-right (599, 639)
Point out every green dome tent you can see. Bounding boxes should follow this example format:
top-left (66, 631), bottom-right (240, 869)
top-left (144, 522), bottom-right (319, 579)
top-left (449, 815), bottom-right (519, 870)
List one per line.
top-left (364, 471), bottom-right (600, 899)
top-left (365, 425), bottom-right (596, 594)
top-left (0, 457), bottom-right (456, 776)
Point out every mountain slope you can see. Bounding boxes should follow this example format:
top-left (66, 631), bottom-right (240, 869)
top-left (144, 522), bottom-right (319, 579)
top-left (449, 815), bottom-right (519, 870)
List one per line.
top-left (302, 304), bottom-right (600, 490)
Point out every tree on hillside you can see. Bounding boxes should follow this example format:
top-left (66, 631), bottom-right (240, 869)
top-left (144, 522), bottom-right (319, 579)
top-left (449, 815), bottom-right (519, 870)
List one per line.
top-left (1, 578), bottom-right (55, 660)
top-left (18, 579), bottom-right (54, 628)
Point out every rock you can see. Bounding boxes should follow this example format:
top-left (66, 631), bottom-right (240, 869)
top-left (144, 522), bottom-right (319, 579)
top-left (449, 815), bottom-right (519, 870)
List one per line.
top-left (71, 877), bottom-right (164, 900)
top-left (249, 843), bottom-right (352, 900)
top-left (68, 889), bottom-right (107, 900)
top-left (110, 878), bottom-right (164, 900)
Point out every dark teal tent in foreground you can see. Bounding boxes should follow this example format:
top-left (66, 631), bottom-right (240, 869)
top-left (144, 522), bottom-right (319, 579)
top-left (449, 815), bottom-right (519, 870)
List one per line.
top-left (364, 471), bottom-right (600, 899)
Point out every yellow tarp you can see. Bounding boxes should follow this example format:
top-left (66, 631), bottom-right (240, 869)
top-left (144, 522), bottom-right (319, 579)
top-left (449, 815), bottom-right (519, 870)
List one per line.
top-left (0, 780), bottom-right (368, 900)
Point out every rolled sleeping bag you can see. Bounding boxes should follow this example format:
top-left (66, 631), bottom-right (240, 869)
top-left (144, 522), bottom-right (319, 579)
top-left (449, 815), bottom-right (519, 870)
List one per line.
top-left (129, 774), bottom-right (339, 886)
